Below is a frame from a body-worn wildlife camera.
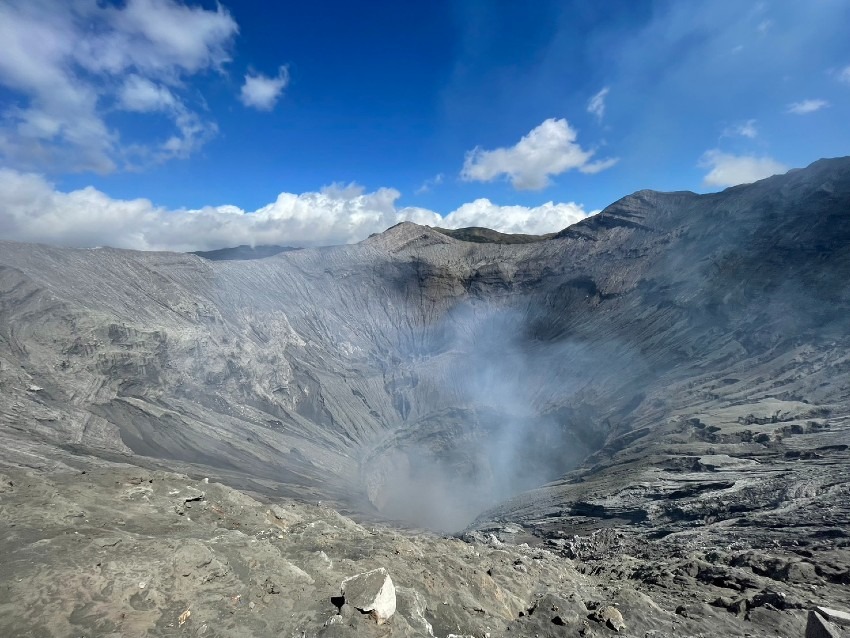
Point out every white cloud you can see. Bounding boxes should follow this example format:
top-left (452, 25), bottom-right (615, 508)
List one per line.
top-left (699, 150), bottom-right (787, 187)
top-left (786, 99), bottom-right (829, 115)
top-left (587, 87), bottom-right (610, 122)
top-left (158, 110), bottom-right (218, 161)
top-left (840, 65), bottom-right (850, 84)
top-left (0, 0), bottom-right (237, 172)
top-left (439, 199), bottom-right (589, 235)
top-left (240, 66), bottom-right (290, 111)
top-left (723, 119), bottom-right (758, 139)
top-left (579, 158), bottom-right (620, 174)
top-left (0, 170), bottom-right (590, 251)
top-left (118, 75), bottom-right (177, 112)
top-left (461, 118), bottom-right (618, 190)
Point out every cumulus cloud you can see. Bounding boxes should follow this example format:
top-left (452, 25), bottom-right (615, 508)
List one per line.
top-left (0, 170), bottom-right (590, 251)
top-left (0, 0), bottom-right (237, 172)
top-left (699, 150), bottom-right (787, 187)
top-left (587, 87), bottom-right (610, 122)
top-left (786, 99), bottom-right (829, 115)
top-left (440, 199), bottom-right (588, 235)
top-left (240, 66), bottom-right (290, 111)
top-left (461, 118), bottom-right (618, 190)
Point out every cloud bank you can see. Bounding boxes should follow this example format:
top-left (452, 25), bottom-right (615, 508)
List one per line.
top-left (700, 150), bottom-right (787, 187)
top-left (0, 170), bottom-right (590, 252)
top-left (461, 118), bottom-right (617, 190)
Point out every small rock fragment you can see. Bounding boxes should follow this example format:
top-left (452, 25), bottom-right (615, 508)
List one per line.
top-left (178, 609), bottom-right (191, 626)
top-left (263, 577), bottom-right (280, 594)
top-left (590, 605), bottom-right (625, 632)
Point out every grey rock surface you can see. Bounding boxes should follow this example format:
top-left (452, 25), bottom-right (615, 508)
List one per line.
top-left (807, 610), bottom-right (842, 638)
top-left (1, 156), bottom-right (850, 636)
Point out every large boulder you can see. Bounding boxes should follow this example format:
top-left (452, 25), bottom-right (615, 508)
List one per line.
top-left (815, 607), bottom-right (850, 628)
top-left (806, 610), bottom-right (840, 638)
top-left (340, 568), bottom-right (396, 624)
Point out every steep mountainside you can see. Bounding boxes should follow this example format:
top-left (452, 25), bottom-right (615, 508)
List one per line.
top-left (1, 157), bottom-right (849, 636)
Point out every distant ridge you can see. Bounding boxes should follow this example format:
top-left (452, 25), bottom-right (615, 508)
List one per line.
top-left (432, 226), bottom-right (553, 244)
top-left (191, 244), bottom-right (301, 261)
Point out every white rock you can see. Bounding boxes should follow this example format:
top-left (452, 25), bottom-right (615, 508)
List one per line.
top-left (340, 567), bottom-right (396, 624)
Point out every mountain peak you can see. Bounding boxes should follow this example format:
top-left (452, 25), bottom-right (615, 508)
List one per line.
top-left (362, 221), bottom-right (457, 252)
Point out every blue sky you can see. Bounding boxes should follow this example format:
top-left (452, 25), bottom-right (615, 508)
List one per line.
top-left (0, 0), bottom-right (849, 250)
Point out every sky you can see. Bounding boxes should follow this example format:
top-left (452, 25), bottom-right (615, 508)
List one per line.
top-left (0, 0), bottom-right (849, 251)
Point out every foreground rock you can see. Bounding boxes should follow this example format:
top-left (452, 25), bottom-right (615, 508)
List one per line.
top-left (816, 607), bottom-right (850, 627)
top-left (339, 568), bottom-right (396, 624)
top-left (806, 610), bottom-right (841, 638)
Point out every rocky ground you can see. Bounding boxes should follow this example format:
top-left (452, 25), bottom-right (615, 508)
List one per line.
top-left (2, 438), bottom-right (846, 638)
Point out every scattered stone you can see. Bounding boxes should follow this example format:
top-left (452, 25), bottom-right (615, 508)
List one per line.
top-left (268, 504), bottom-right (304, 528)
top-left (590, 605), bottom-right (625, 632)
top-left (178, 609), bottom-right (191, 626)
top-left (750, 590), bottom-right (787, 610)
top-left (340, 567), bottom-right (396, 624)
top-left (173, 488), bottom-right (205, 515)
